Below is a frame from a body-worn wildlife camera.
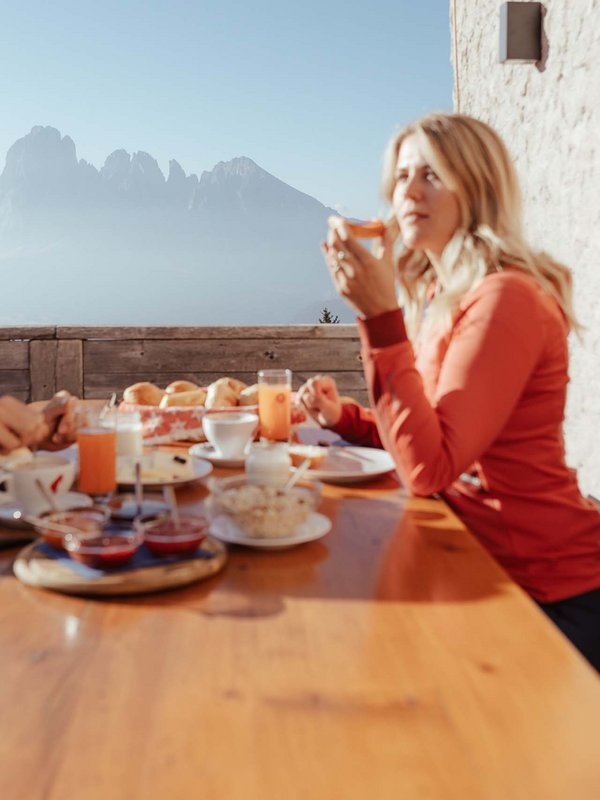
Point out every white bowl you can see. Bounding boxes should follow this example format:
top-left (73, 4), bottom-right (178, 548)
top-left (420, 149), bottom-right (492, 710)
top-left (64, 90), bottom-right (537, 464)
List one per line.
top-left (209, 475), bottom-right (321, 538)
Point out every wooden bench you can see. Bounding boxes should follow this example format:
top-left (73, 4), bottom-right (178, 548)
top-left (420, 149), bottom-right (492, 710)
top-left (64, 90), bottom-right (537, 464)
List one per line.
top-left (0, 325), bottom-right (368, 404)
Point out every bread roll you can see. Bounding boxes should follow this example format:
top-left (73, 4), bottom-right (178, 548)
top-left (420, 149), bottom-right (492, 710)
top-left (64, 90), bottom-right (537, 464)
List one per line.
top-left (238, 384), bottom-right (258, 406)
top-left (165, 380), bottom-right (199, 395)
top-left (227, 378), bottom-right (247, 396)
top-left (289, 444), bottom-right (328, 469)
top-left (123, 382), bottom-right (165, 406)
top-left (159, 388), bottom-right (207, 408)
top-left (205, 377), bottom-right (246, 409)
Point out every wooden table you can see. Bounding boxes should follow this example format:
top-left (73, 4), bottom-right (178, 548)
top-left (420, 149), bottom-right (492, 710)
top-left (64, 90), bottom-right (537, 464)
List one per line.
top-left (0, 467), bottom-right (599, 800)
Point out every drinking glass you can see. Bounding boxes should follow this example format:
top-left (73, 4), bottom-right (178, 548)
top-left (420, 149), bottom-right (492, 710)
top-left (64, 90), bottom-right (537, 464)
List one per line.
top-left (75, 404), bottom-right (117, 500)
top-left (257, 369), bottom-right (292, 442)
top-left (102, 409), bottom-right (143, 457)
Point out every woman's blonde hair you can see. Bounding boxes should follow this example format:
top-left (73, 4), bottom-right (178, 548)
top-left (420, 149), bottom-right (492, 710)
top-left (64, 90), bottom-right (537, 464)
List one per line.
top-left (381, 112), bottom-right (580, 340)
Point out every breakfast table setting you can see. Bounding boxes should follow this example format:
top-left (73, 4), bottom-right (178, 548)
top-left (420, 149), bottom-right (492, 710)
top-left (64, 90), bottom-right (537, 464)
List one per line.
top-left (0, 368), bottom-right (599, 800)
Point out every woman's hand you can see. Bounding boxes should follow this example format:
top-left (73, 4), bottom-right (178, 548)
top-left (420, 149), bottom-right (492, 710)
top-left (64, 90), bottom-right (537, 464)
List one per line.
top-left (0, 396), bottom-right (46, 454)
top-left (296, 375), bottom-right (343, 428)
top-left (322, 216), bottom-right (400, 319)
top-left (291, 404), bottom-right (307, 425)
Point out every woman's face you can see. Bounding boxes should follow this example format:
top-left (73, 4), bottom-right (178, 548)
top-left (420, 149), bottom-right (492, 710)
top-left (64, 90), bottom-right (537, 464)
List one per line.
top-left (392, 134), bottom-right (461, 259)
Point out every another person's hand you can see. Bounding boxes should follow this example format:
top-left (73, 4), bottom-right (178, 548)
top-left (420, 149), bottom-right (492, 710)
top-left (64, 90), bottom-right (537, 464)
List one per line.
top-left (0, 396), bottom-right (46, 454)
top-left (19, 391), bottom-right (79, 452)
top-left (322, 216), bottom-right (400, 319)
top-left (40, 391), bottom-right (78, 450)
top-left (296, 375), bottom-right (343, 428)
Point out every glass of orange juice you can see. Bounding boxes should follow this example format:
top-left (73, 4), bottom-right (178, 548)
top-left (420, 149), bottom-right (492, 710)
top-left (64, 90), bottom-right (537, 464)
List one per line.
top-left (75, 404), bottom-right (117, 500)
top-left (257, 369), bottom-right (292, 442)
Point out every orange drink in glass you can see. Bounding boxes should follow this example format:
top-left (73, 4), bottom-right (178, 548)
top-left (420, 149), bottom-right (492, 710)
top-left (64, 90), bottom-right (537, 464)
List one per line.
top-left (258, 369), bottom-right (292, 442)
top-left (75, 404), bottom-right (117, 498)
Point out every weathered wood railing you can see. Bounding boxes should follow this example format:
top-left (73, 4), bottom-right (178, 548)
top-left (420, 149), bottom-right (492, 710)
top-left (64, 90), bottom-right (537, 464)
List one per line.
top-left (0, 326), bottom-right (368, 405)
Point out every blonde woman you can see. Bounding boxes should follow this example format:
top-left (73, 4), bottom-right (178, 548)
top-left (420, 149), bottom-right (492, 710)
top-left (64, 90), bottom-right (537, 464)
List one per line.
top-left (298, 112), bottom-right (600, 670)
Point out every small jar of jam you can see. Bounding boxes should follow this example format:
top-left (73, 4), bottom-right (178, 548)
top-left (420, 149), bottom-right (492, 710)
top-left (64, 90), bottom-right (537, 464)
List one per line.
top-left (135, 514), bottom-right (208, 556)
top-left (63, 526), bottom-right (143, 568)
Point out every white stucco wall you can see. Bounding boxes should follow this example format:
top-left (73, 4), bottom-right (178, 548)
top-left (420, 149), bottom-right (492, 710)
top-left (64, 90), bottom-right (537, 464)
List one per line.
top-left (451, 0), bottom-right (600, 495)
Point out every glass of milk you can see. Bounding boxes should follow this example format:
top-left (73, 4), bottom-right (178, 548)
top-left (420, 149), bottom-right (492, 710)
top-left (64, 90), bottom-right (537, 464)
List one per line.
top-left (103, 410), bottom-right (143, 457)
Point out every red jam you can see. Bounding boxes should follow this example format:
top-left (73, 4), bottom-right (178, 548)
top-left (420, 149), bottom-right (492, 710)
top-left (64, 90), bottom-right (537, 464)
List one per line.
top-left (142, 516), bottom-right (208, 556)
top-left (39, 510), bottom-right (106, 551)
top-left (67, 534), bottom-right (140, 568)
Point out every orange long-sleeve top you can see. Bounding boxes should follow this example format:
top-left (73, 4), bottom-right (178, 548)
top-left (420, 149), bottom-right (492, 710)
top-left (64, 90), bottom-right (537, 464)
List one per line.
top-left (331, 270), bottom-right (600, 602)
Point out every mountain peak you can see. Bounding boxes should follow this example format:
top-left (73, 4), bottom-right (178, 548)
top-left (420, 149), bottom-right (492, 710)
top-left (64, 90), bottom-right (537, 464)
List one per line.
top-left (0, 125), bottom-right (80, 202)
top-left (226, 155), bottom-right (261, 172)
top-left (3, 125), bottom-right (77, 168)
top-left (130, 151), bottom-right (165, 188)
top-left (206, 156), bottom-right (265, 180)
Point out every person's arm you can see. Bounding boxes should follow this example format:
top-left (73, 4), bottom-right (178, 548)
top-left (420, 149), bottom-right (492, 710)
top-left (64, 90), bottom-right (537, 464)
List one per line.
top-left (328, 403), bottom-right (383, 448)
top-left (359, 275), bottom-right (549, 495)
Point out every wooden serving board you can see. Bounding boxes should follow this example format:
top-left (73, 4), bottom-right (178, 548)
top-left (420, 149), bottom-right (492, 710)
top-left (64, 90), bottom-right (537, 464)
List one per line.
top-left (13, 536), bottom-right (227, 596)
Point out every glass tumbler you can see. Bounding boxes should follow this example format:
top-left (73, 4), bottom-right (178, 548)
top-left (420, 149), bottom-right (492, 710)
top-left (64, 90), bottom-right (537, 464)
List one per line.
top-left (257, 369), bottom-right (292, 443)
top-left (75, 404), bottom-right (117, 500)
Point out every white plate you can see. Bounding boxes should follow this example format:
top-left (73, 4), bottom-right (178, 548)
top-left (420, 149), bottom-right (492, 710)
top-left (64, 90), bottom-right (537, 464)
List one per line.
top-left (209, 512), bottom-right (331, 549)
top-left (188, 442), bottom-right (247, 469)
top-left (117, 452), bottom-right (213, 488)
top-left (0, 492), bottom-right (93, 531)
top-left (299, 446), bottom-right (396, 484)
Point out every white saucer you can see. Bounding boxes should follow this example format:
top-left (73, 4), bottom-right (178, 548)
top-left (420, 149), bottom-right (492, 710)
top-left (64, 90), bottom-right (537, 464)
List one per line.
top-left (0, 492), bottom-right (93, 530)
top-left (209, 512), bottom-right (332, 549)
top-left (188, 442), bottom-right (248, 469)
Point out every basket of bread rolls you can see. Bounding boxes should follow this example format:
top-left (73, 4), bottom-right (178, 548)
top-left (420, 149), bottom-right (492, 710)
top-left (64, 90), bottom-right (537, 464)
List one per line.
top-left (120, 378), bottom-right (258, 444)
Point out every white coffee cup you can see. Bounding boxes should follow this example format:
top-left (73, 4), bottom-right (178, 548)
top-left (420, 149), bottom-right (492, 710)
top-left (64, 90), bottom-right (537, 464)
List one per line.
top-left (0, 455), bottom-right (75, 515)
top-left (202, 412), bottom-right (258, 459)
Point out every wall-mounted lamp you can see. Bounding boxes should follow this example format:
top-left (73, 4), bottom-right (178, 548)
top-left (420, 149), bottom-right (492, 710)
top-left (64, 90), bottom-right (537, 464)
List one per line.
top-left (499, 2), bottom-right (543, 62)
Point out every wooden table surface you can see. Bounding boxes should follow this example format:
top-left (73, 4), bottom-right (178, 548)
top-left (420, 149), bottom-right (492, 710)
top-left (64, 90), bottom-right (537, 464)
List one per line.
top-left (0, 464), bottom-right (599, 800)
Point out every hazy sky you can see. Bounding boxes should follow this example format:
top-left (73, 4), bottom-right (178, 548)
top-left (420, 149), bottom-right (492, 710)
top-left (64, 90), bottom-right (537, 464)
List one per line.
top-left (0, 0), bottom-right (453, 218)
